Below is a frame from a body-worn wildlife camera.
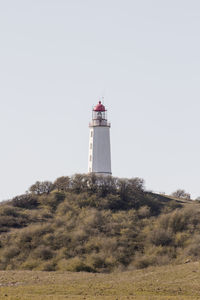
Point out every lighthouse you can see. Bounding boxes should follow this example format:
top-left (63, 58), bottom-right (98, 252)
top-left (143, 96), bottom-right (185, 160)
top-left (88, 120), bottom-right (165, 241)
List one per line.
top-left (88, 101), bottom-right (112, 176)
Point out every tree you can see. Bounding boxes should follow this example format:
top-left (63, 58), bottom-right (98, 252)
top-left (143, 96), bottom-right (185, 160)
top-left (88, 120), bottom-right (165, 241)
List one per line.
top-left (29, 181), bottom-right (54, 195)
top-left (116, 177), bottom-right (144, 206)
top-left (54, 176), bottom-right (70, 192)
top-left (171, 189), bottom-right (191, 200)
top-left (85, 173), bottom-right (98, 194)
top-left (96, 175), bottom-right (117, 197)
top-left (71, 174), bottom-right (88, 193)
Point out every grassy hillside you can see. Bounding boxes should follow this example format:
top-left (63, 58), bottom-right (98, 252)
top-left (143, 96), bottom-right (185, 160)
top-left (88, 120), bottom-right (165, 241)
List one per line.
top-left (1, 262), bottom-right (200, 299)
top-left (0, 174), bottom-right (200, 273)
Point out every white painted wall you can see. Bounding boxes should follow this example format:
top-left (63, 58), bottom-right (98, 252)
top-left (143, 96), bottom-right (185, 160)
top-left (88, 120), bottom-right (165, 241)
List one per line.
top-left (88, 125), bottom-right (111, 175)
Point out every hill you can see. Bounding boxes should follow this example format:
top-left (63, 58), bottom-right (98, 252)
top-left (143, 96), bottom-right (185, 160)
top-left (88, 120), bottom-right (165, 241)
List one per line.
top-left (0, 174), bottom-right (200, 273)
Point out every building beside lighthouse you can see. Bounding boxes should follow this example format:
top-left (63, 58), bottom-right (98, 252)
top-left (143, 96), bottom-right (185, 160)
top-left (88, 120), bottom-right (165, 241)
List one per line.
top-left (88, 101), bottom-right (112, 176)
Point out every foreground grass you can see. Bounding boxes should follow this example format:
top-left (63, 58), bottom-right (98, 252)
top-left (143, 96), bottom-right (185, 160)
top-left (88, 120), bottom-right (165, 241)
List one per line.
top-left (0, 262), bottom-right (200, 299)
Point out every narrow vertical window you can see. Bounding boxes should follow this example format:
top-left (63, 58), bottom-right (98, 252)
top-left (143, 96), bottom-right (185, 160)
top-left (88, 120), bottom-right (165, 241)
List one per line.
top-left (91, 131), bottom-right (93, 137)
top-left (90, 143), bottom-right (92, 149)
top-left (90, 155), bottom-right (92, 161)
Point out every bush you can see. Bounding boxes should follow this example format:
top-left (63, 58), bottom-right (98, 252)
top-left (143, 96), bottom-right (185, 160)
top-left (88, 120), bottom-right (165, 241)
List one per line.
top-left (17, 224), bottom-right (54, 250)
top-left (54, 176), bottom-right (70, 192)
top-left (185, 235), bottom-right (200, 258)
top-left (39, 192), bottom-right (65, 210)
top-left (150, 228), bottom-right (173, 246)
top-left (0, 206), bottom-right (20, 217)
top-left (57, 257), bottom-right (95, 272)
top-left (87, 254), bottom-right (107, 269)
top-left (32, 246), bottom-right (53, 260)
top-left (171, 189), bottom-right (191, 200)
top-left (138, 206), bottom-right (150, 218)
top-left (41, 261), bottom-right (56, 271)
top-left (21, 259), bottom-right (39, 270)
top-left (0, 216), bottom-right (27, 229)
top-left (29, 181), bottom-right (54, 195)
top-left (134, 254), bottom-right (156, 269)
top-left (1, 246), bottom-right (20, 260)
top-left (12, 194), bottom-right (39, 209)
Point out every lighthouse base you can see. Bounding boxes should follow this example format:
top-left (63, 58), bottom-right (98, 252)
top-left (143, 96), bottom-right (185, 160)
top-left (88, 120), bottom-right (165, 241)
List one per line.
top-left (89, 171), bottom-right (112, 176)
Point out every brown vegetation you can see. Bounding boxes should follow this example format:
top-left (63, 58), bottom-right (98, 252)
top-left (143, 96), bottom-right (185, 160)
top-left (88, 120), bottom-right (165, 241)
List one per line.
top-left (0, 174), bottom-right (199, 273)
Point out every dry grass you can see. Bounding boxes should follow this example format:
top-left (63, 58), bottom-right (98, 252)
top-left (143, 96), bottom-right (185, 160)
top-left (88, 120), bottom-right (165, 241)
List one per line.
top-left (0, 262), bottom-right (200, 299)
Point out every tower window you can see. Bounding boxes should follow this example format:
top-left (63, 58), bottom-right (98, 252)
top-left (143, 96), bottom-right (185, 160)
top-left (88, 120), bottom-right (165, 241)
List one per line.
top-left (90, 143), bottom-right (92, 149)
top-left (91, 131), bottom-right (93, 137)
top-left (90, 155), bottom-right (92, 161)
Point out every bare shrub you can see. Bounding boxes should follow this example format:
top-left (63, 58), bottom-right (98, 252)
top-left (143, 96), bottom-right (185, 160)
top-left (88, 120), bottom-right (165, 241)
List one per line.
top-left (1, 246), bottom-right (20, 260)
top-left (41, 261), bottom-right (56, 271)
top-left (87, 254), bottom-right (107, 269)
top-left (57, 257), bottom-right (95, 272)
top-left (171, 189), bottom-right (191, 200)
top-left (0, 206), bottom-right (19, 217)
top-left (32, 246), bottom-right (53, 260)
top-left (134, 254), bottom-right (156, 269)
top-left (17, 224), bottom-right (53, 250)
top-left (39, 192), bottom-right (65, 210)
top-left (21, 259), bottom-right (38, 270)
top-left (29, 181), bottom-right (54, 195)
top-left (138, 206), bottom-right (150, 218)
top-left (12, 194), bottom-right (39, 209)
top-left (54, 176), bottom-right (70, 191)
top-left (158, 207), bottom-right (200, 233)
top-left (185, 235), bottom-right (200, 258)
top-left (150, 228), bottom-right (173, 246)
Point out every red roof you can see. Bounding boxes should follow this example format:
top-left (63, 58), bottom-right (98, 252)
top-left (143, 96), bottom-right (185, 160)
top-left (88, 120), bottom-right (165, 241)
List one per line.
top-left (94, 101), bottom-right (106, 112)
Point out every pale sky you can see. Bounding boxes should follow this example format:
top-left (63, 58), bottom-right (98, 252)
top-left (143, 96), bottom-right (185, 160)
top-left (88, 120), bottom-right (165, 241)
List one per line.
top-left (0, 0), bottom-right (200, 201)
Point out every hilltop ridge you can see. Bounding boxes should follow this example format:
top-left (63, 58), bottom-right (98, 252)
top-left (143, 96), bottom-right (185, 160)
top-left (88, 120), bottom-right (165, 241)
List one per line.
top-left (0, 174), bottom-right (199, 273)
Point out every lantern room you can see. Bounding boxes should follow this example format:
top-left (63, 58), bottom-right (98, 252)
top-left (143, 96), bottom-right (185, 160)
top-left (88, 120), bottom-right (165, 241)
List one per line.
top-left (92, 101), bottom-right (107, 121)
top-left (89, 100), bottom-right (110, 127)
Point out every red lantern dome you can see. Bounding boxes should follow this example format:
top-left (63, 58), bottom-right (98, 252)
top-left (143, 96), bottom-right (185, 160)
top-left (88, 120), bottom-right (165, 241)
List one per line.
top-left (94, 101), bottom-right (106, 112)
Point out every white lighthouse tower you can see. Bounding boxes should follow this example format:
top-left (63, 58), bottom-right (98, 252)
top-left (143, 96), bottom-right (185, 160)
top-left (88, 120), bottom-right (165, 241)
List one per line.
top-left (88, 101), bottom-right (112, 175)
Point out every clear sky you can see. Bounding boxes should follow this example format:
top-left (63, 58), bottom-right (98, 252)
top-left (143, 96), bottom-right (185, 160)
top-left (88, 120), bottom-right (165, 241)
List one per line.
top-left (0, 0), bottom-right (200, 201)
